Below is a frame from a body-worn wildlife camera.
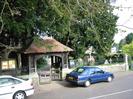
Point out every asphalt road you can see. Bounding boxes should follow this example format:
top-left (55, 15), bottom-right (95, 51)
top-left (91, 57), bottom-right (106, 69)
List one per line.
top-left (28, 72), bottom-right (133, 99)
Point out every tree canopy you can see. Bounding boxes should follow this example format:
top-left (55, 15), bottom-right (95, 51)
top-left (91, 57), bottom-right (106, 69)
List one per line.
top-left (119, 33), bottom-right (133, 49)
top-left (121, 33), bottom-right (133, 56)
top-left (0, 0), bottom-right (38, 58)
top-left (122, 41), bottom-right (133, 56)
top-left (39, 0), bottom-right (118, 58)
top-left (0, 0), bottom-right (118, 59)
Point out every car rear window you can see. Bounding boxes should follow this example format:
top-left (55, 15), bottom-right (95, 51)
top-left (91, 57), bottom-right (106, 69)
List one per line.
top-left (73, 67), bottom-right (85, 74)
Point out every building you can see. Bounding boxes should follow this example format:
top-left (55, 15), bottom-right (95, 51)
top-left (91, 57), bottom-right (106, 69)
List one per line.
top-left (0, 37), bottom-right (73, 81)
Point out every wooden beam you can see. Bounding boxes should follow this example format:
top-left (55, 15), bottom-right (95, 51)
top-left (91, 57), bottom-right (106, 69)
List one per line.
top-left (28, 55), bottom-right (31, 75)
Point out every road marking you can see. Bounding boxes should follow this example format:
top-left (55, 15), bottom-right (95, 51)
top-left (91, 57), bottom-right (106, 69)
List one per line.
top-left (87, 89), bottom-right (133, 99)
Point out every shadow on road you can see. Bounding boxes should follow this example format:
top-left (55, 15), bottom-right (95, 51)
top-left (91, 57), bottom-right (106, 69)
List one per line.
top-left (55, 80), bottom-right (83, 88)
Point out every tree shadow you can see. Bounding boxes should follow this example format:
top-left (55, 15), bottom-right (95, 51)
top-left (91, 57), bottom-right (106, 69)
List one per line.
top-left (56, 80), bottom-right (80, 88)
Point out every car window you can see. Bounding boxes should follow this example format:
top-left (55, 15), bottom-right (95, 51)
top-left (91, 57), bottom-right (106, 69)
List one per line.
top-left (89, 69), bottom-right (95, 75)
top-left (82, 69), bottom-right (94, 75)
top-left (73, 67), bottom-right (85, 74)
top-left (0, 78), bottom-right (13, 87)
top-left (94, 68), bottom-right (104, 74)
top-left (12, 78), bottom-right (22, 84)
top-left (0, 78), bottom-right (21, 87)
top-left (82, 70), bottom-right (88, 75)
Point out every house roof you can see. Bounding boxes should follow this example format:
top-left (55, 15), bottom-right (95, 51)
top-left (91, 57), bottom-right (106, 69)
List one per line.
top-left (24, 37), bottom-right (73, 54)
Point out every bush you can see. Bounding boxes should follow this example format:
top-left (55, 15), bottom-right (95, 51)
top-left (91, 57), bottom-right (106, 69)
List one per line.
top-left (37, 58), bottom-right (48, 69)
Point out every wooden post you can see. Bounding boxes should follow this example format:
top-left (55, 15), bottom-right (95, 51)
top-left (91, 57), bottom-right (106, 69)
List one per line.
top-left (33, 55), bottom-right (36, 73)
top-left (17, 53), bottom-right (22, 75)
top-left (28, 55), bottom-right (31, 77)
top-left (17, 53), bottom-right (22, 69)
top-left (60, 53), bottom-right (64, 80)
top-left (51, 56), bottom-right (53, 68)
top-left (65, 53), bottom-right (69, 69)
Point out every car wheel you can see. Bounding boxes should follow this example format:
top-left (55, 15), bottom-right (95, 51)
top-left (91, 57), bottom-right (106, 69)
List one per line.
top-left (107, 76), bottom-right (113, 82)
top-left (13, 91), bottom-right (26, 99)
top-left (84, 80), bottom-right (91, 87)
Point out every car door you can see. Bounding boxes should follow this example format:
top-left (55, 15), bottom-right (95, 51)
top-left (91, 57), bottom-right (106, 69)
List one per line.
top-left (0, 78), bottom-right (15, 99)
top-left (89, 68), bottom-right (106, 83)
top-left (94, 68), bottom-right (106, 82)
top-left (88, 68), bottom-right (98, 83)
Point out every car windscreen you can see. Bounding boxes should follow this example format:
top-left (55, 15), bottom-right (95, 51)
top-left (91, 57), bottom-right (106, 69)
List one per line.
top-left (73, 67), bottom-right (85, 74)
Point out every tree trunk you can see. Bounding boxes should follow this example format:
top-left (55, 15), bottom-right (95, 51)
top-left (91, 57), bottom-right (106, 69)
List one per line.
top-left (3, 50), bottom-right (10, 59)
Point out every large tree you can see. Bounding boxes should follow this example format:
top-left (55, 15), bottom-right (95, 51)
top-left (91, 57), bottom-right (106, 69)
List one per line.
top-left (38, 0), bottom-right (118, 58)
top-left (122, 41), bottom-right (133, 56)
top-left (121, 33), bottom-right (133, 56)
top-left (0, 0), bottom-right (118, 59)
top-left (0, 0), bottom-right (38, 58)
top-left (119, 33), bottom-right (133, 49)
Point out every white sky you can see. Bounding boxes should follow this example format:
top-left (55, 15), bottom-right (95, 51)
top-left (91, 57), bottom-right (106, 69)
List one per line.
top-left (112, 0), bottom-right (133, 43)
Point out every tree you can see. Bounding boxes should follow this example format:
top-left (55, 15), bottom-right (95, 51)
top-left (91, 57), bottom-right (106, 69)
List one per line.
top-left (0, 0), bottom-right (118, 59)
top-left (122, 41), bottom-right (133, 56)
top-left (121, 33), bottom-right (133, 70)
top-left (39, 0), bottom-right (118, 58)
top-left (119, 33), bottom-right (133, 49)
top-left (121, 33), bottom-right (133, 56)
top-left (125, 33), bottom-right (133, 44)
top-left (0, 0), bottom-right (39, 58)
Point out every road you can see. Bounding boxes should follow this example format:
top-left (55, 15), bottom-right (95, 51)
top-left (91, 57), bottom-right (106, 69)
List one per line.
top-left (28, 72), bottom-right (133, 99)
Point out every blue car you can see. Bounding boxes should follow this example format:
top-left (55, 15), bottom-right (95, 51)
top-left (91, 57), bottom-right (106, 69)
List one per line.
top-left (66, 66), bottom-right (114, 87)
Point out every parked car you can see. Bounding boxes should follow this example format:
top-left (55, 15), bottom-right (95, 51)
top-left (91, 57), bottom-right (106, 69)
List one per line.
top-left (66, 66), bottom-right (114, 87)
top-left (0, 75), bottom-right (34, 99)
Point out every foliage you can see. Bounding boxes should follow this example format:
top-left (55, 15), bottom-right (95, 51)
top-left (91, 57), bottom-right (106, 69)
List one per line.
top-left (122, 41), bottom-right (133, 56)
top-left (0, 0), bottom-right (37, 41)
top-left (0, 0), bottom-right (39, 58)
top-left (125, 33), bottom-right (133, 44)
top-left (0, 0), bottom-right (118, 59)
top-left (38, 0), bottom-right (118, 58)
top-left (37, 57), bottom-right (47, 69)
top-left (119, 33), bottom-right (133, 49)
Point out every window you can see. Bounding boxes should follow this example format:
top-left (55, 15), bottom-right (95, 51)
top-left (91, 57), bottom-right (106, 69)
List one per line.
top-left (89, 69), bottom-right (95, 75)
top-left (12, 78), bottom-right (21, 84)
top-left (82, 70), bottom-right (90, 75)
top-left (94, 68), bottom-right (104, 74)
top-left (73, 67), bottom-right (85, 74)
top-left (0, 78), bottom-right (21, 87)
top-left (1, 59), bottom-right (16, 70)
top-left (0, 78), bottom-right (13, 87)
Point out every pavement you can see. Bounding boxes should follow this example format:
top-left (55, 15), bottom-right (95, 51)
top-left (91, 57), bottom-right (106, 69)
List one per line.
top-left (33, 71), bottom-right (133, 94)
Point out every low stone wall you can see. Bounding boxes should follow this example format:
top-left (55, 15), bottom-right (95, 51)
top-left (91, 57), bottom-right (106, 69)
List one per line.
top-left (96, 63), bottom-right (126, 73)
top-left (24, 64), bottom-right (127, 81)
top-left (62, 63), bottom-right (127, 78)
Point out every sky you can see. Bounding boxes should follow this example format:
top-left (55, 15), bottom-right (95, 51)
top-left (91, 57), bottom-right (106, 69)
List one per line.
top-left (111, 0), bottom-right (133, 43)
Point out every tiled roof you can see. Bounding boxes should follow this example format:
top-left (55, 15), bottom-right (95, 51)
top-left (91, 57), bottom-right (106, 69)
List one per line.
top-left (24, 37), bottom-right (73, 54)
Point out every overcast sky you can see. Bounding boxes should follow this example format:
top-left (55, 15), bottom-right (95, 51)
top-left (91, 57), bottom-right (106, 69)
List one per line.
top-left (111, 0), bottom-right (133, 43)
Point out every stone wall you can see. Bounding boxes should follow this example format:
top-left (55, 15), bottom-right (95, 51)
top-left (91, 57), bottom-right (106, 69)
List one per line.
top-left (62, 63), bottom-right (127, 78)
top-left (96, 63), bottom-right (126, 73)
